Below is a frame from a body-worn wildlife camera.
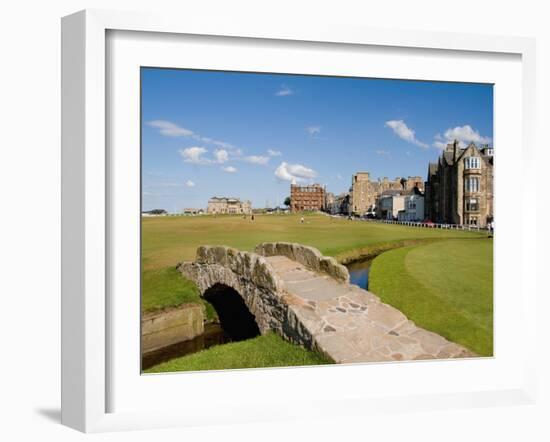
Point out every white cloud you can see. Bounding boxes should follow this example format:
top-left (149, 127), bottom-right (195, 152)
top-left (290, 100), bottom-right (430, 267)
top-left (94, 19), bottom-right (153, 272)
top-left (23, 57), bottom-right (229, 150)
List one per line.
top-left (212, 140), bottom-right (233, 149)
top-left (385, 120), bottom-right (428, 148)
top-left (185, 180), bottom-right (195, 187)
top-left (275, 84), bottom-right (294, 96)
top-left (213, 149), bottom-right (229, 164)
top-left (376, 149), bottom-right (391, 156)
top-left (244, 155), bottom-right (270, 165)
top-left (306, 126), bottom-right (322, 135)
top-left (433, 125), bottom-right (492, 150)
top-left (148, 120), bottom-right (239, 155)
top-left (222, 166), bottom-right (237, 173)
top-left (179, 147), bottom-right (210, 164)
top-left (267, 149), bottom-right (282, 157)
top-left (275, 162), bottom-right (317, 184)
top-left (178, 146), bottom-right (241, 166)
top-left (148, 120), bottom-right (194, 137)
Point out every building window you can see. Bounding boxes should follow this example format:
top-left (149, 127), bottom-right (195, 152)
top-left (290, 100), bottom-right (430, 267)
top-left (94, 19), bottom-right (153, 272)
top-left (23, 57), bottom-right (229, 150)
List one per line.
top-left (465, 177), bottom-right (480, 192)
top-left (466, 198), bottom-right (479, 212)
top-left (464, 156), bottom-right (481, 169)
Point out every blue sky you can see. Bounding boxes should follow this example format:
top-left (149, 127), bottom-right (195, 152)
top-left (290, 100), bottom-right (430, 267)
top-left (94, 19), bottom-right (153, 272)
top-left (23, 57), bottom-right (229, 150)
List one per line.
top-left (141, 68), bottom-right (493, 212)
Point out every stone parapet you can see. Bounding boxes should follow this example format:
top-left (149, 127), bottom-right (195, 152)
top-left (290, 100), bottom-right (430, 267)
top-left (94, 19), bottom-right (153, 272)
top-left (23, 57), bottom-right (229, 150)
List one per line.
top-left (254, 242), bottom-right (349, 283)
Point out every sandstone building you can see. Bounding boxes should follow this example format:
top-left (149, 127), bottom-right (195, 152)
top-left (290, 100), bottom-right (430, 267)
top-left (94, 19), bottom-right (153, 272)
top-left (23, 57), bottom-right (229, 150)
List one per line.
top-left (350, 172), bottom-right (424, 216)
top-left (207, 197), bottom-right (252, 215)
top-left (290, 184), bottom-right (326, 212)
top-left (424, 140), bottom-right (493, 227)
top-left (350, 172), bottom-right (372, 216)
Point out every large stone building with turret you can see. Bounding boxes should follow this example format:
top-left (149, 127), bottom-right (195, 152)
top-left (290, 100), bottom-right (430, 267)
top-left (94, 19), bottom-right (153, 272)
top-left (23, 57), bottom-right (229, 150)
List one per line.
top-left (424, 140), bottom-right (494, 227)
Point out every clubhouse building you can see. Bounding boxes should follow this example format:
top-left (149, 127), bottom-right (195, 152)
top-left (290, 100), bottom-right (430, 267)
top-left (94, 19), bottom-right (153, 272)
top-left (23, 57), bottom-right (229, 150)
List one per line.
top-left (207, 197), bottom-right (252, 215)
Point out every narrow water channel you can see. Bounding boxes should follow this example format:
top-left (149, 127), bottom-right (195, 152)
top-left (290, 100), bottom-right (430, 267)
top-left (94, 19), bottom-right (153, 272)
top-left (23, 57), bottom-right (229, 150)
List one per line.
top-left (142, 323), bottom-right (231, 370)
top-left (346, 257), bottom-right (374, 290)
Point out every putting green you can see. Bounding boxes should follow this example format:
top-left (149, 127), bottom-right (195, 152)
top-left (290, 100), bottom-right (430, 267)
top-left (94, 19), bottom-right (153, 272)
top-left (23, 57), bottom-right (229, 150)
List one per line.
top-left (369, 239), bottom-right (493, 356)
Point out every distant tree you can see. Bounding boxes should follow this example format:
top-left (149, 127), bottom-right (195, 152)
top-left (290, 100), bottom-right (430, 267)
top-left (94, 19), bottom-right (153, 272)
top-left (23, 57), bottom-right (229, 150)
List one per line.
top-left (145, 209), bottom-right (167, 215)
top-left (284, 196), bottom-right (291, 207)
top-left (400, 178), bottom-right (407, 190)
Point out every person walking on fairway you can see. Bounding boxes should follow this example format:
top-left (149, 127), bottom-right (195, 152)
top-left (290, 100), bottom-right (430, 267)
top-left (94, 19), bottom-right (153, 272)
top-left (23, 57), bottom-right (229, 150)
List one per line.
top-left (300, 216), bottom-right (304, 224)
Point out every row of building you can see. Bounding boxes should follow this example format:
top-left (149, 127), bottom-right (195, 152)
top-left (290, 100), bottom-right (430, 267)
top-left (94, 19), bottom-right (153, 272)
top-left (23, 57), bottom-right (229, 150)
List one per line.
top-left (181, 140), bottom-right (493, 226)
top-left (289, 140), bottom-right (494, 227)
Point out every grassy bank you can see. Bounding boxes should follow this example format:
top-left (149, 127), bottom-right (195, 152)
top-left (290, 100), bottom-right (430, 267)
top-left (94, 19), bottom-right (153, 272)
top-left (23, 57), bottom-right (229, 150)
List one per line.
top-left (141, 267), bottom-right (216, 319)
top-left (369, 239), bottom-right (493, 356)
top-left (144, 333), bottom-right (333, 373)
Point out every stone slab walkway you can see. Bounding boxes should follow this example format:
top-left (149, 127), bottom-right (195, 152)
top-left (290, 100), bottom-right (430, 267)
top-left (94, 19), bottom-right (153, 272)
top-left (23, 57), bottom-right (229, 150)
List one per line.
top-left (265, 255), bottom-right (476, 364)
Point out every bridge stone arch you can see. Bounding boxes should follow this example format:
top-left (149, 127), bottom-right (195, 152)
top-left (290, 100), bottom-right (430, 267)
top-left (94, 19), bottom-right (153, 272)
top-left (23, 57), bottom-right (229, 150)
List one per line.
top-left (202, 283), bottom-right (261, 341)
top-left (178, 243), bottom-right (476, 364)
top-left (177, 245), bottom-right (316, 349)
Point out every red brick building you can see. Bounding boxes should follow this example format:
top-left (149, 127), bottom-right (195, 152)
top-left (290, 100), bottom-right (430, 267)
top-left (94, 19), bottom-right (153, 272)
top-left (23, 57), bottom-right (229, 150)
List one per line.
top-left (290, 184), bottom-right (326, 212)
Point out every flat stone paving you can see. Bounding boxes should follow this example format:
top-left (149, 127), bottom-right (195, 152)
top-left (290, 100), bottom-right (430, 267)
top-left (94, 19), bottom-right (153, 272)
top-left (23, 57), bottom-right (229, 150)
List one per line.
top-left (265, 255), bottom-right (476, 364)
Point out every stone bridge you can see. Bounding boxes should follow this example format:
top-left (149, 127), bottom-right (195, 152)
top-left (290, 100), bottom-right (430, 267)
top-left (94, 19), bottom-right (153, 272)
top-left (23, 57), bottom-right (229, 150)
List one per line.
top-left (178, 242), bottom-right (475, 363)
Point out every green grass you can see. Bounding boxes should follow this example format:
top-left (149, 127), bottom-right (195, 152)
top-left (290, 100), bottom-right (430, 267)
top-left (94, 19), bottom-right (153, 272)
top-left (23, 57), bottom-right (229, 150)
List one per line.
top-left (144, 333), bottom-right (333, 373)
top-left (141, 267), bottom-right (216, 319)
top-left (142, 213), bottom-right (485, 272)
top-left (141, 213), bottom-right (486, 316)
top-left (141, 213), bottom-right (492, 371)
top-left (368, 239), bottom-right (493, 356)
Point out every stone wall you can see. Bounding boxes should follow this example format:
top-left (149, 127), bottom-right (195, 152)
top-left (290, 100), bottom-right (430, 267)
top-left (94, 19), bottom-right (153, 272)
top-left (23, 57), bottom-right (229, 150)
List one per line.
top-left (254, 242), bottom-right (349, 283)
top-left (141, 303), bottom-right (204, 353)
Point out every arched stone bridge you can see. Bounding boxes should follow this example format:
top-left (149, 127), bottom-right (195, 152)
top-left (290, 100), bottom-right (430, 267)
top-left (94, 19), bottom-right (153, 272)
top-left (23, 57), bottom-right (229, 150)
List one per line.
top-left (178, 242), bottom-right (475, 363)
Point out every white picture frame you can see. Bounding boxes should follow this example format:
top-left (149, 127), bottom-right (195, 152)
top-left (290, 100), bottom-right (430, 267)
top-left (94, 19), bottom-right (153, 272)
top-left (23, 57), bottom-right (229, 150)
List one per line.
top-left (61, 9), bottom-right (537, 433)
